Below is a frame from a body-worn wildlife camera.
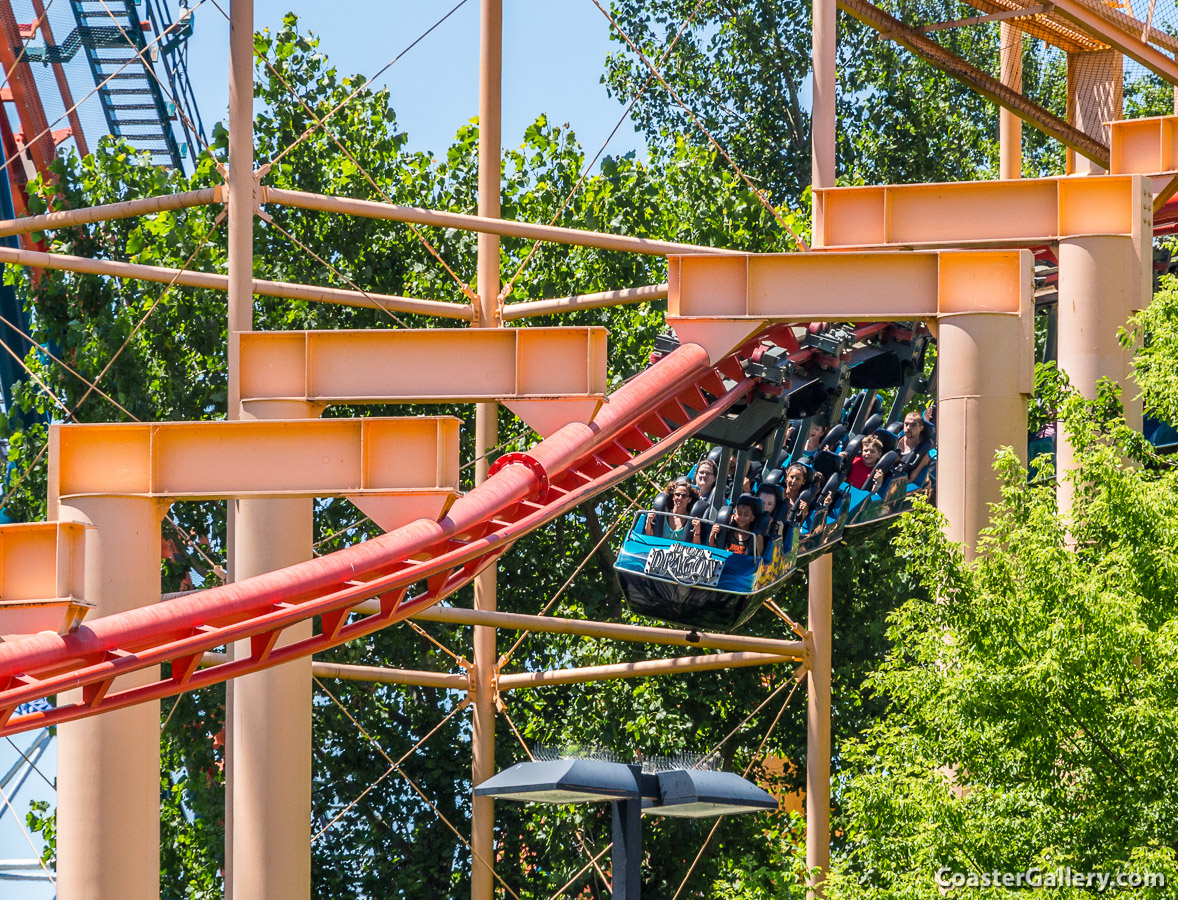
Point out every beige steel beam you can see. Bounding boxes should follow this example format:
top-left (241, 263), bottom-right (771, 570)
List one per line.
top-left (48, 417), bottom-right (461, 530)
top-left (0, 522), bottom-right (90, 639)
top-left (396, 605), bottom-right (808, 658)
top-left (966, 0), bottom-right (1103, 54)
top-left (496, 651), bottom-right (795, 689)
top-left (666, 249), bottom-right (1035, 366)
top-left (1066, 49), bottom-right (1122, 176)
top-left (812, 175), bottom-right (1149, 249)
top-left (838, 0), bottom-right (1111, 168)
top-left (312, 661), bottom-right (470, 690)
top-left (56, 496), bottom-right (166, 900)
top-left (237, 327), bottom-right (608, 436)
top-left (501, 284), bottom-right (668, 320)
top-left (262, 186), bottom-right (743, 258)
top-left (0, 188), bottom-right (219, 239)
top-left (1110, 115), bottom-right (1178, 207)
top-left (669, 249), bottom-right (1034, 561)
top-left (0, 245), bottom-right (472, 321)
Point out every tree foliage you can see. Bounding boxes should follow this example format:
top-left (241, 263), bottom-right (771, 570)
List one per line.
top-left (820, 374), bottom-right (1178, 899)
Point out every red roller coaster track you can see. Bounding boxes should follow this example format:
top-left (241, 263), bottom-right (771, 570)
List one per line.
top-left (0, 339), bottom-right (767, 737)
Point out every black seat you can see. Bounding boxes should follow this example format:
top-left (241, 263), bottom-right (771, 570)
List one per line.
top-left (874, 429), bottom-right (898, 455)
top-left (839, 435), bottom-right (864, 474)
top-left (870, 450), bottom-right (900, 491)
top-left (861, 412), bottom-right (883, 435)
top-left (820, 423), bottom-right (847, 452)
top-left (900, 437), bottom-right (934, 475)
top-left (646, 491), bottom-right (673, 537)
top-left (811, 450), bottom-right (841, 482)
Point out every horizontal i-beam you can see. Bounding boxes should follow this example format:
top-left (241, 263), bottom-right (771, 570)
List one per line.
top-left (496, 651), bottom-right (795, 689)
top-left (813, 174), bottom-right (1149, 248)
top-left (49, 418), bottom-right (461, 529)
top-left (839, 0), bottom-right (1110, 167)
top-left (399, 605), bottom-right (808, 658)
top-left (262, 186), bottom-right (743, 257)
top-left (238, 327), bottom-right (609, 435)
top-left (0, 523), bottom-right (90, 638)
top-left (1110, 116), bottom-right (1178, 208)
top-left (0, 245), bottom-right (472, 321)
top-left (0, 188), bottom-right (219, 239)
top-left (666, 249), bottom-right (1034, 366)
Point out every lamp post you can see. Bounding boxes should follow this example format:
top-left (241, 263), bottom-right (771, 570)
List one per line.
top-left (475, 757), bottom-right (778, 899)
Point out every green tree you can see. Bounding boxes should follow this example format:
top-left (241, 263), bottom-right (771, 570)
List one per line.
top-left (602, 0), bottom-right (1170, 197)
top-left (817, 374), bottom-right (1178, 900)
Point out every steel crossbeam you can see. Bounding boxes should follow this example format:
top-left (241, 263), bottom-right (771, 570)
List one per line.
top-left (49, 417), bottom-right (461, 529)
top-left (812, 175), bottom-right (1149, 249)
top-left (0, 523), bottom-right (89, 639)
top-left (238, 327), bottom-right (609, 436)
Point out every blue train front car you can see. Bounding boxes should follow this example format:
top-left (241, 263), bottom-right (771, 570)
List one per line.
top-left (615, 512), bottom-right (798, 631)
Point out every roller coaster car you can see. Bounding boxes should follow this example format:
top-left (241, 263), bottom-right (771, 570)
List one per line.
top-left (795, 451), bottom-right (850, 558)
top-left (615, 510), bottom-right (799, 631)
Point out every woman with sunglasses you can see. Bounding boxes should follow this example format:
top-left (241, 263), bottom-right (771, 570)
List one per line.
top-left (645, 480), bottom-right (702, 543)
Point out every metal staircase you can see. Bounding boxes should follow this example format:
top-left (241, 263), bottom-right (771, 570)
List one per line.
top-left (61, 0), bottom-right (202, 169)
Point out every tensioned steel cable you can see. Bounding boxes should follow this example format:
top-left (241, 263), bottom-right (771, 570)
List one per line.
top-left (93, 0), bottom-right (218, 159)
top-left (0, 0), bottom-right (57, 97)
top-left (589, 0), bottom-right (809, 251)
top-left (671, 677), bottom-right (801, 900)
top-left (500, 702), bottom-right (613, 893)
top-left (313, 678), bottom-right (526, 900)
top-left (0, 779), bottom-right (55, 887)
top-left (496, 453), bottom-right (677, 671)
top-left (258, 56), bottom-right (480, 307)
top-left (496, 0), bottom-right (711, 309)
top-left (247, 0), bottom-right (473, 170)
top-left (3, 735), bottom-right (54, 791)
top-left (310, 684), bottom-right (467, 842)
top-left (259, 215), bottom-right (410, 328)
top-left (0, 312), bottom-right (139, 419)
top-left (0, 213), bottom-right (223, 512)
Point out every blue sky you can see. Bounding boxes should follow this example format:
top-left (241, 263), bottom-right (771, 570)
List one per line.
top-left (0, 4), bottom-right (645, 897)
top-left (187, 0), bottom-right (647, 162)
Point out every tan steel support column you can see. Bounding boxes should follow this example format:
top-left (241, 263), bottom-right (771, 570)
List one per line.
top-left (56, 497), bottom-right (166, 900)
top-left (1067, 50), bottom-right (1122, 175)
top-left (227, 0), bottom-right (254, 412)
top-left (806, 553), bottom-right (833, 899)
top-left (809, 0), bottom-right (836, 892)
top-left (936, 314), bottom-right (1029, 557)
top-left (1056, 235), bottom-right (1146, 510)
top-left (999, 22), bottom-right (1022, 180)
top-left (224, 0), bottom-right (253, 893)
top-left (471, 2), bottom-right (502, 899)
top-left (224, 2), bottom-right (313, 899)
top-left (811, 0), bottom-right (837, 241)
top-left (230, 489), bottom-right (313, 900)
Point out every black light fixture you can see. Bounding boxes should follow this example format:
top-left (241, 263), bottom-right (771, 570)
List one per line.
top-left (473, 758), bottom-right (646, 804)
top-left (475, 755), bottom-right (777, 899)
top-left (649, 768), bottom-right (779, 818)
